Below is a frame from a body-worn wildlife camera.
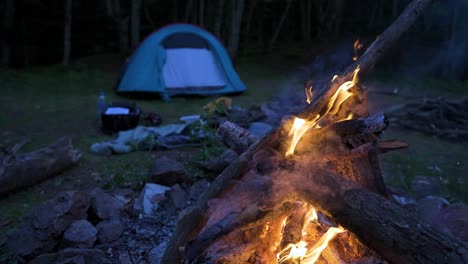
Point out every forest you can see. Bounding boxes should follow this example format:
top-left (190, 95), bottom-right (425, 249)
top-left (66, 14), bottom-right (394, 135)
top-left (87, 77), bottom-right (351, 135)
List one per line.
top-left (0, 0), bottom-right (467, 264)
top-left (1, 0), bottom-right (467, 80)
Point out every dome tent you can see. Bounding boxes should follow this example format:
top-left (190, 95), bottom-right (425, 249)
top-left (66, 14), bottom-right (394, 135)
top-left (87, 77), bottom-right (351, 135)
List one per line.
top-left (115, 24), bottom-right (247, 100)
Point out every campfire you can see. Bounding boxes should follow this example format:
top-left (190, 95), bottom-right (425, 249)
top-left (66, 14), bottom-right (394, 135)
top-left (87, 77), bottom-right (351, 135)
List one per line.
top-left (161, 0), bottom-right (467, 263)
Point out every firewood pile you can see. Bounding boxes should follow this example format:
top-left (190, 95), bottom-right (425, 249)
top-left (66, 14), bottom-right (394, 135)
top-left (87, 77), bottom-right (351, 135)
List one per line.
top-left (161, 1), bottom-right (468, 263)
top-left (387, 97), bottom-right (468, 140)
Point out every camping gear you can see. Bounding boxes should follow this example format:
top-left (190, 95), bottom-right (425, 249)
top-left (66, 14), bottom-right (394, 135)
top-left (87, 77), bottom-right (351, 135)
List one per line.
top-left (101, 102), bottom-right (141, 133)
top-left (115, 24), bottom-right (247, 100)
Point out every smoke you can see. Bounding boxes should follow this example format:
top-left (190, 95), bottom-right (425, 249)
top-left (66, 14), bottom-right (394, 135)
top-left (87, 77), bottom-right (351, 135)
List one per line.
top-left (262, 41), bottom-right (356, 125)
top-left (398, 0), bottom-right (468, 80)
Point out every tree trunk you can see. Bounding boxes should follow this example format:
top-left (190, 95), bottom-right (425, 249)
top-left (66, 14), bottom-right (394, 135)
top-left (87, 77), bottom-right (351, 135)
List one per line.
top-left (1, 0), bottom-right (15, 68)
top-left (130, 0), bottom-right (142, 49)
top-left (63, 0), bottom-right (72, 66)
top-left (334, 0), bottom-right (345, 37)
top-left (300, 0), bottom-right (312, 42)
top-left (184, 0), bottom-right (194, 23)
top-left (171, 0), bottom-right (179, 22)
top-left (143, 0), bottom-right (155, 28)
top-left (0, 137), bottom-right (81, 197)
top-left (162, 1), bottom-right (436, 263)
top-left (268, 0), bottom-right (292, 50)
top-left (198, 0), bottom-right (205, 27)
top-left (243, 0), bottom-right (257, 47)
top-left (214, 0), bottom-right (225, 39)
top-left (228, 0), bottom-right (245, 60)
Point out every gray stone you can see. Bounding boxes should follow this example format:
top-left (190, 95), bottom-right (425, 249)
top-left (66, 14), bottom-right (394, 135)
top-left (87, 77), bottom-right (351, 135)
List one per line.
top-left (63, 220), bottom-right (97, 248)
top-left (30, 248), bottom-right (104, 264)
top-left (416, 196), bottom-right (449, 224)
top-left (149, 156), bottom-right (188, 186)
top-left (89, 188), bottom-right (126, 220)
top-left (134, 183), bottom-right (170, 215)
top-left (410, 176), bottom-right (442, 198)
top-left (147, 241), bottom-right (167, 264)
top-left (432, 203), bottom-right (468, 241)
top-left (198, 149), bottom-right (238, 173)
top-left (96, 219), bottom-right (124, 244)
top-left (189, 180), bottom-right (210, 200)
top-left (169, 184), bottom-right (188, 210)
top-left (6, 191), bottom-right (90, 257)
top-left (248, 122), bottom-right (273, 138)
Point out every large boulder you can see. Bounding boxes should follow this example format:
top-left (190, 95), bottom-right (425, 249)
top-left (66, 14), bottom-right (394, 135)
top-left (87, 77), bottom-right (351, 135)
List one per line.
top-left (149, 156), bottom-right (188, 186)
top-left (63, 220), bottom-right (97, 248)
top-left (6, 191), bottom-right (90, 258)
top-left (89, 188), bottom-right (126, 220)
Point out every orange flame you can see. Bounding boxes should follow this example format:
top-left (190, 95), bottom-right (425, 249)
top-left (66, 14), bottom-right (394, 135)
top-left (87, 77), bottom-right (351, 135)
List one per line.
top-left (353, 39), bottom-right (363, 61)
top-left (286, 67), bottom-right (360, 157)
top-left (305, 85), bottom-right (313, 104)
top-left (278, 208), bottom-right (346, 264)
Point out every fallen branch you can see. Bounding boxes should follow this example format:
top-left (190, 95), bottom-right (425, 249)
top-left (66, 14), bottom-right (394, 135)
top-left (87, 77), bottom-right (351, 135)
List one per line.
top-left (0, 137), bottom-right (82, 197)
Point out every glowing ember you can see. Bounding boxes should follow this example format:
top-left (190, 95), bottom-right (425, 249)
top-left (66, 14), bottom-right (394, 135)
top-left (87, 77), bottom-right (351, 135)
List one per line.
top-left (286, 67), bottom-right (360, 157)
top-left (305, 85), bottom-right (313, 104)
top-left (353, 39), bottom-right (363, 61)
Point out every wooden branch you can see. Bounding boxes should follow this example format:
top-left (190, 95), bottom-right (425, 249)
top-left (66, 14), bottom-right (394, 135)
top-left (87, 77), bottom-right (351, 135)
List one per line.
top-left (0, 137), bottom-right (81, 197)
top-left (162, 1), bottom-right (436, 262)
top-left (217, 121), bottom-right (257, 154)
top-left (299, 0), bottom-right (435, 121)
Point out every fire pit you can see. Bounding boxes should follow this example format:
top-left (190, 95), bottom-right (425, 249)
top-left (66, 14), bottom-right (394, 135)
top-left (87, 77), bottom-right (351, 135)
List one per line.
top-left (161, 0), bottom-right (468, 263)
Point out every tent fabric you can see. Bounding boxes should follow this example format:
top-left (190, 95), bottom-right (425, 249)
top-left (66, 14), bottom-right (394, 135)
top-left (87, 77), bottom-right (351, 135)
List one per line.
top-left (115, 24), bottom-right (246, 99)
top-left (163, 48), bottom-right (226, 90)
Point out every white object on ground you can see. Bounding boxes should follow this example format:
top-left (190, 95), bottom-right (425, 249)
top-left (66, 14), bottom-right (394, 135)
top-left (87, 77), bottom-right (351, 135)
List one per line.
top-left (105, 107), bottom-right (130, 115)
top-left (134, 183), bottom-right (171, 215)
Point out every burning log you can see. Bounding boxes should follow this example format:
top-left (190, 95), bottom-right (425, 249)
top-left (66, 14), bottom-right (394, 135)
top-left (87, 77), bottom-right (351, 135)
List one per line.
top-left (161, 0), bottom-right (453, 263)
top-left (0, 137), bottom-right (81, 197)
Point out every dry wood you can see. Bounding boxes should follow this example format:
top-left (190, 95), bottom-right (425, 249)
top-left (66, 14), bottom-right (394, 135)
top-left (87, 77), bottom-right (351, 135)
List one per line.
top-left (162, 0), bottom-right (436, 263)
top-left (0, 137), bottom-right (81, 197)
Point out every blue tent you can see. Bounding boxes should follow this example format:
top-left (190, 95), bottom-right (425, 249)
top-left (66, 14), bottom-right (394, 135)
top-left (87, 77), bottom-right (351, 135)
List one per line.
top-left (115, 24), bottom-right (247, 100)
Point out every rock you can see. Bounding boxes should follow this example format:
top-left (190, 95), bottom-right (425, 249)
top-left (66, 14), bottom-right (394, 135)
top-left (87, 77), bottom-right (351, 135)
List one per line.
top-left (169, 184), bottom-right (188, 210)
top-left (432, 203), bottom-right (468, 241)
top-left (387, 186), bottom-right (415, 206)
top-left (89, 188), bottom-right (126, 220)
top-left (6, 191), bottom-right (90, 257)
top-left (149, 156), bottom-right (188, 186)
top-left (189, 180), bottom-right (210, 200)
top-left (96, 219), bottom-right (124, 244)
top-left (410, 176), bottom-right (442, 199)
top-left (147, 241), bottom-right (167, 264)
top-left (63, 220), bottom-right (97, 248)
top-left (248, 122), bottom-right (273, 138)
top-left (30, 248), bottom-right (104, 264)
top-left (134, 183), bottom-right (170, 215)
top-left (198, 149), bottom-right (238, 173)
top-left (415, 196), bottom-right (449, 224)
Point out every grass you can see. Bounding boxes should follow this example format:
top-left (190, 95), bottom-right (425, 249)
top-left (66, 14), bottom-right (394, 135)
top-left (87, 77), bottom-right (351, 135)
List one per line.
top-left (380, 129), bottom-right (467, 203)
top-left (0, 57), bottom-right (293, 232)
top-left (0, 52), bottom-right (467, 238)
